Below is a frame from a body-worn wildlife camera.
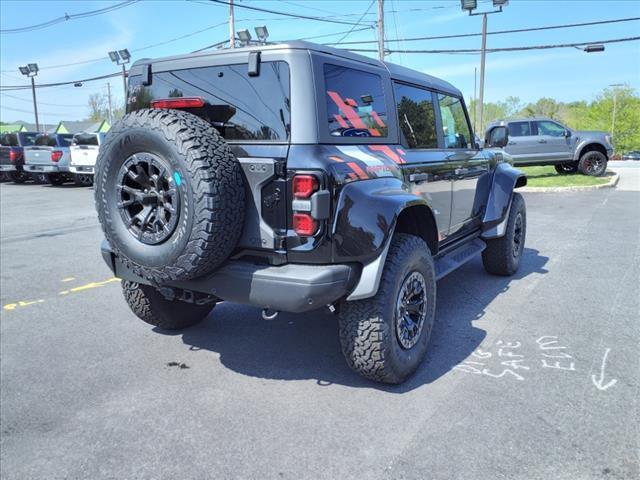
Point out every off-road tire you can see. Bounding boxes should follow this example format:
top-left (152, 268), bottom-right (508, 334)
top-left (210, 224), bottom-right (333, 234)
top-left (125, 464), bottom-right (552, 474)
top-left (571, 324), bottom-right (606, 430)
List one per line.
top-left (482, 192), bottom-right (526, 276)
top-left (122, 280), bottom-right (213, 330)
top-left (554, 162), bottom-right (578, 175)
top-left (95, 109), bottom-right (245, 284)
top-left (338, 234), bottom-right (437, 384)
top-left (31, 172), bottom-right (48, 184)
top-left (47, 173), bottom-right (65, 186)
top-left (8, 170), bottom-right (28, 183)
top-left (74, 173), bottom-right (93, 187)
top-left (578, 150), bottom-right (607, 177)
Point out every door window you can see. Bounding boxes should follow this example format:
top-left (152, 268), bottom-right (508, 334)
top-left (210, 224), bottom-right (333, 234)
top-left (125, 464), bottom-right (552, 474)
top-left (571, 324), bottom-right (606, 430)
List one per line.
top-left (508, 121), bottom-right (532, 137)
top-left (437, 94), bottom-right (473, 149)
top-left (393, 83), bottom-right (437, 149)
top-left (536, 120), bottom-right (565, 137)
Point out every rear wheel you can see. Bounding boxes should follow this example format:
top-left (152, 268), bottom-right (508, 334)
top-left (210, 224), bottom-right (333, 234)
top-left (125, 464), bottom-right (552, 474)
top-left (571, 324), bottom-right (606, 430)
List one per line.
top-left (95, 109), bottom-right (245, 283)
top-left (47, 173), bottom-right (65, 186)
top-left (31, 172), bottom-right (48, 184)
top-left (8, 170), bottom-right (28, 183)
top-left (482, 192), bottom-right (526, 276)
top-left (74, 173), bottom-right (93, 186)
top-left (554, 162), bottom-right (578, 175)
top-left (122, 280), bottom-right (214, 330)
top-left (578, 151), bottom-right (607, 176)
top-left (338, 234), bottom-right (436, 384)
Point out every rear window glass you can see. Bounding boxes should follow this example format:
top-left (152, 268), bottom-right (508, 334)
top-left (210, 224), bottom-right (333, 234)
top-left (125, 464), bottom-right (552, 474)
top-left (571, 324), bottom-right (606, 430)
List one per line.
top-left (58, 134), bottom-right (74, 146)
top-left (127, 61), bottom-right (291, 141)
top-left (324, 64), bottom-right (388, 138)
top-left (508, 122), bottom-right (531, 137)
top-left (19, 133), bottom-right (38, 146)
top-left (35, 135), bottom-right (57, 147)
top-left (0, 134), bottom-right (18, 146)
top-left (73, 133), bottom-right (99, 146)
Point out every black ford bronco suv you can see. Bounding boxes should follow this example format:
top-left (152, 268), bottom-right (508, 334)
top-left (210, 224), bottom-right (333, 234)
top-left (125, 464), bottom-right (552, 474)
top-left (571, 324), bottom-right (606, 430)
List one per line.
top-left (96, 41), bottom-right (526, 384)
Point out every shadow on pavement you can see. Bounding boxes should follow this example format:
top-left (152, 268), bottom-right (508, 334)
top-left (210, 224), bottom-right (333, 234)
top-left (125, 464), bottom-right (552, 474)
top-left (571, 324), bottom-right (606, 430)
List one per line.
top-left (171, 247), bottom-right (549, 392)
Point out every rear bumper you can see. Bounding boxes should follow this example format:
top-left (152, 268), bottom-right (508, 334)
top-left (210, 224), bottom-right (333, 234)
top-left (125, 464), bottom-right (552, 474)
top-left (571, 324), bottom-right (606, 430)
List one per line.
top-left (0, 164), bottom-right (16, 172)
top-left (69, 166), bottom-right (95, 174)
top-left (24, 164), bottom-right (70, 174)
top-left (101, 240), bottom-right (358, 313)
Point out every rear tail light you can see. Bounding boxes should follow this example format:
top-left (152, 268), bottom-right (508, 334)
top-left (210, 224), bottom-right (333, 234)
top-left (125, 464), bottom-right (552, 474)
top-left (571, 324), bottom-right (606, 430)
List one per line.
top-left (9, 150), bottom-right (17, 162)
top-left (292, 174), bottom-right (319, 199)
top-left (150, 97), bottom-right (205, 109)
top-left (292, 213), bottom-right (317, 236)
top-left (51, 150), bottom-right (63, 162)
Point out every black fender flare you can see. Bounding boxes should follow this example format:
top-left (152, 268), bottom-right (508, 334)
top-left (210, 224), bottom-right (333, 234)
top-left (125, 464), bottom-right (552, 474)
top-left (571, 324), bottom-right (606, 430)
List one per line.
top-left (481, 162), bottom-right (526, 239)
top-left (332, 177), bottom-right (435, 265)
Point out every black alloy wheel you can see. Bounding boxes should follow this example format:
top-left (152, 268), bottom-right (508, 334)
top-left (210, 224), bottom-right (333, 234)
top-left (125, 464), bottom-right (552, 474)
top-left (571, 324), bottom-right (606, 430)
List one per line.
top-left (116, 152), bottom-right (180, 245)
top-left (395, 271), bottom-right (428, 350)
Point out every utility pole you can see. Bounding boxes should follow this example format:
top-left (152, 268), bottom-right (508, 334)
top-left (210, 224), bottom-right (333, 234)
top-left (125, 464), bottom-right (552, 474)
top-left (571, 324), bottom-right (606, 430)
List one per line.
top-left (377, 0), bottom-right (385, 62)
top-left (473, 66), bottom-right (477, 134)
top-left (106, 83), bottom-right (114, 125)
top-left (229, 0), bottom-right (235, 49)
top-left (121, 64), bottom-right (127, 99)
top-left (30, 77), bottom-right (40, 132)
top-left (478, 13), bottom-right (487, 134)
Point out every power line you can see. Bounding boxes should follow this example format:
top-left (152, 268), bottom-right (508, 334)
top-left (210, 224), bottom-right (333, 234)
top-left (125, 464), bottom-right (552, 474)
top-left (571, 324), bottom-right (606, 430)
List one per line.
top-left (1, 105), bottom-right (72, 117)
top-left (0, 91), bottom-right (86, 108)
top-left (0, 1), bottom-right (140, 34)
top-left (0, 72), bottom-right (122, 92)
top-left (335, 0), bottom-right (376, 45)
top-left (207, 0), bottom-right (372, 27)
top-left (327, 16), bottom-right (640, 45)
top-left (347, 35), bottom-right (640, 54)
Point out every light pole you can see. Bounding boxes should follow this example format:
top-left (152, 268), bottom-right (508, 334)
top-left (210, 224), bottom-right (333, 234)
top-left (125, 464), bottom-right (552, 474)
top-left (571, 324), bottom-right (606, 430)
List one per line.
top-left (461, 0), bottom-right (508, 135)
top-left (609, 83), bottom-right (623, 148)
top-left (18, 63), bottom-right (40, 131)
top-left (108, 49), bottom-right (131, 99)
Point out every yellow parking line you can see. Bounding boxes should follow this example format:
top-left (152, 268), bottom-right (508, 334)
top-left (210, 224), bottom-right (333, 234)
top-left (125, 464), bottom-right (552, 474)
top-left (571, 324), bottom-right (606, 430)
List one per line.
top-left (3, 299), bottom-right (45, 311)
top-left (61, 277), bottom-right (76, 283)
top-left (59, 277), bottom-right (119, 295)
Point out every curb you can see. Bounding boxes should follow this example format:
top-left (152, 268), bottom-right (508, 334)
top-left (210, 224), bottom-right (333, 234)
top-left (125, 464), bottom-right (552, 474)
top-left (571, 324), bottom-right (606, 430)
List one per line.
top-left (519, 172), bottom-right (619, 193)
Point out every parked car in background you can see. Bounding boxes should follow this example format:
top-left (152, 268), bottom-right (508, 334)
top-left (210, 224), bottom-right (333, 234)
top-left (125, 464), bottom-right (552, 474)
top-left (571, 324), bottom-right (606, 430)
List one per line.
top-left (485, 118), bottom-right (612, 176)
top-left (23, 133), bottom-right (74, 185)
top-left (622, 150), bottom-right (640, 160)
top-left (0, 131), bottom-right (38, 183)
top-left (69, 132), bottom-right (105, 186)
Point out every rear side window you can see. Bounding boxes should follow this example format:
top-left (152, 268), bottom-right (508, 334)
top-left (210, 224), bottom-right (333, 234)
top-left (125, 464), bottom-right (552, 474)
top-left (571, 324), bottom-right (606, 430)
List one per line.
top-left (508, 122), bottom-right (532, 137)
top-left (58, 134), bottom-right (74, 146)
top-left (324, 64), bottom-right (388, 138)
top-left (437, 94), bottom-right (472, 149)
top-left (127, 62), bottom-right (291, 141)
top-left (393, 83), bottom-right (437, 149)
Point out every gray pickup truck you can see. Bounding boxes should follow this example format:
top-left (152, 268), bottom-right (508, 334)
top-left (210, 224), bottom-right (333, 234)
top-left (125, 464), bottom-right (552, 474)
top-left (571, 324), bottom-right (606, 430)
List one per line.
top-left (23, 133), bottom-right (74, 185)
top-left (486, 117), bottom-right (612, 176)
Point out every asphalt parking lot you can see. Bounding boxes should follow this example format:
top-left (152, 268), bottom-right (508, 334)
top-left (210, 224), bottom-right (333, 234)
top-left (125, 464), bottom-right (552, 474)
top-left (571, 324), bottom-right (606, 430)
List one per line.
top-left (1, 162), bottom-right (638, 480)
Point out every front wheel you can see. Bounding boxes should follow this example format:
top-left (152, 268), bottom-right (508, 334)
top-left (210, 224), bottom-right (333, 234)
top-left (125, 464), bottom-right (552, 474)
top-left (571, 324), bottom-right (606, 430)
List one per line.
top-left (338, 234), bottom-right (436, 384)
top-left (578, 151), bottom-right (607, 176)
top-left (554, 162), bottom-right (578, 175)
top-left (122, 280), bottom-right (214, 330)
top-left (482, 192), bottom-right (526, 276)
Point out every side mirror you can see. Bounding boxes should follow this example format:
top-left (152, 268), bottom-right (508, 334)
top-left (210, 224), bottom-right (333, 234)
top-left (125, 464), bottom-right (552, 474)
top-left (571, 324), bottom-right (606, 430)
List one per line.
top-left (485, 126), bottom-right (509, 148)
top-left (564, 129), bottom-right (571, 138)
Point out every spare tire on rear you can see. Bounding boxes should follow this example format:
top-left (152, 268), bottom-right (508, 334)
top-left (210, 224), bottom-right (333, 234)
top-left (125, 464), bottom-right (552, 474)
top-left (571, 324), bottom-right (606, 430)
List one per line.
top-left (95, 109), bottom-right (245, 284)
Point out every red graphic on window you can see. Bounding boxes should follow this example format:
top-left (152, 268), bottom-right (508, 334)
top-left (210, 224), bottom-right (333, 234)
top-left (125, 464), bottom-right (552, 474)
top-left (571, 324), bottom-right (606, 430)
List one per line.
top-left (333, 115), bottom-right (349, 129)
top-left (371, 111), bottom-right (386, 128)
top-left (327, 91), bottom-right (367, 130)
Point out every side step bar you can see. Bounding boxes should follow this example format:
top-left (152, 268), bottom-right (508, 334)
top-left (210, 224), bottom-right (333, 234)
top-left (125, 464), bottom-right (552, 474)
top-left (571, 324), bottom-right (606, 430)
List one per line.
top-left (434, 238), bottom-right (486, 281)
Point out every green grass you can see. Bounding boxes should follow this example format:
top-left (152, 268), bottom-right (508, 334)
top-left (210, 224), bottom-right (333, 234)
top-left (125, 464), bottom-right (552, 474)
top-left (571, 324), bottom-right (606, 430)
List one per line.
top-left (519, 166), bottom-right (613, 188)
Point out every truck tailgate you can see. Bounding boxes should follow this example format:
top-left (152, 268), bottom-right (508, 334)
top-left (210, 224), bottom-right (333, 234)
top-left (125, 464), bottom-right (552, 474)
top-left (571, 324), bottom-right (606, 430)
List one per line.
top-left (24, 146), bottom-right (53, 166)
top-left (70, 145), bottom-right (99, 167)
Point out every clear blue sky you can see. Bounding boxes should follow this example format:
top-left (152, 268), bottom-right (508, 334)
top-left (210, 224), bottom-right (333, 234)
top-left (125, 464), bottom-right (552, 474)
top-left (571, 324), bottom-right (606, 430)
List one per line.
top-left (1, 0), bottom-right (639, 124)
